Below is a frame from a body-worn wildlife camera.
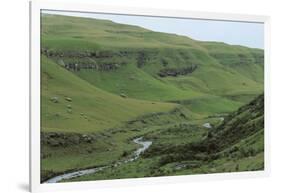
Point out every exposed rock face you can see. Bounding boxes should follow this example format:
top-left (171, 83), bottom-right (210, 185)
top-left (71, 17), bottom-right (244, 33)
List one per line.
top-left (137, 51), bottom-right (146, 68)
top-left (158, 65), bottom-right (198, 77)
top-left (64, 62), bottom-right (121, 71)
top-left (41, 49), bottom-right (114, 58)
top-left (210, 52), bottom-right (264, 66)
top-left (41, 48), bottom-right (200, 75)
top-left (42, 48), bottom-right (124, 72)
top-left (41, 132), bottom-right (96, 147)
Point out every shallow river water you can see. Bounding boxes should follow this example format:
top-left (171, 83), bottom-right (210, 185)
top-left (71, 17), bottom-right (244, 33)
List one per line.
top-left (44, 137), bottom-right (152, 183)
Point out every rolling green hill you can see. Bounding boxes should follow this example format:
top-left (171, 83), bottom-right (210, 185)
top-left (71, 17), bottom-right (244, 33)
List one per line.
top-left (41, 55), bottom-right (177, 133)
top-left (41, 14), bottom-right (263, 106)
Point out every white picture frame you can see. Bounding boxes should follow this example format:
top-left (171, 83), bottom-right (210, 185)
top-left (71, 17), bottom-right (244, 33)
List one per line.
top-left (30, 0), bottom-right (271, 192)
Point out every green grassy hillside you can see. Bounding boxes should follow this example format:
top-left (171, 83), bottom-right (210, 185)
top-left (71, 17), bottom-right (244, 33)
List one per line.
top-left (200, 42), bottom-right (264, 82)
top-left (41, 14), bottom-right (199, 50)
top-left (74, 62), bottom-right (203, 101)
top-left (206, 94), bottom-right (264, 152)
top-left (41, 14), bottom-right (263, 106)
top-left (70, 94), bottom-right (264, 181)
top-left (41, 56), bottom-right (176, 133)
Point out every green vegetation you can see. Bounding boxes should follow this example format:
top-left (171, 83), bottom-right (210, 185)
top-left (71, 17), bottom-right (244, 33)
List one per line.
top-left (41, 14), bottom-right (263, 101)
top-left (41, 56), bottom-right (176, 133)
top-left (40, 13), bottom-right (264, 183)
top-left (69, 94), bottom-right (264, 181)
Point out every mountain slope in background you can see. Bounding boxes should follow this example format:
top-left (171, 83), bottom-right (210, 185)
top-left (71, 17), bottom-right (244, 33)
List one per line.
top-left (41, 14), bottom-right (263, 106)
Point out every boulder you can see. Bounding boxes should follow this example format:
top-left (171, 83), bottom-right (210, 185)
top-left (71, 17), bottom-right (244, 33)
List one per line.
top-left (68, 135), bottom-right (80, 145)
top-left (50, 96), bottom-right (59, 103)
top-left (48, 138), bottom-right (60, 147)
top-left (81, 134), bottom-right (93, 143)
top-left (120, 93), bottom-right (127, 98)
top-left (65, 97), bottom-right (72, 102)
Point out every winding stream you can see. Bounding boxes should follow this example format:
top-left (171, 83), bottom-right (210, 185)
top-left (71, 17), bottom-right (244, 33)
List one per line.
top-left (44, 137), bottom-right (152, 183)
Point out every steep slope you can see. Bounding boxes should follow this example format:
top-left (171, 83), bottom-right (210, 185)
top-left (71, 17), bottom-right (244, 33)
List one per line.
top-left (41, 14), bottom-right (263, 107)
top-left (145, 94), bottom-right (264, 173)
top-left (41, 56), bottom-right (177, 133)
top-left (204, 93), bottom-right (264, 152)
top-left (200, 42), bottom-right (264, 83)
top-left (74, 62), bottom-right (203, 101)
top-left (159, 94), bottom-right (264, 156)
